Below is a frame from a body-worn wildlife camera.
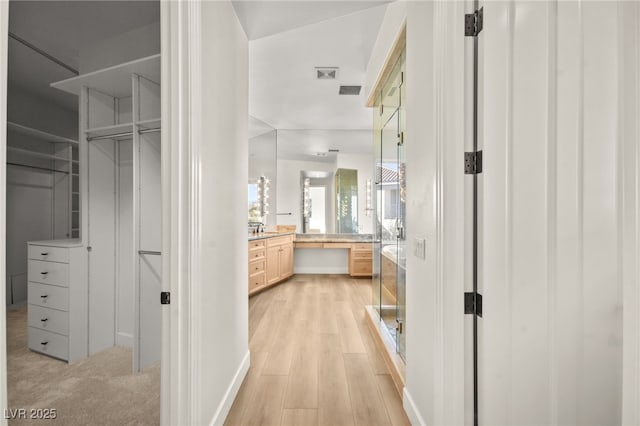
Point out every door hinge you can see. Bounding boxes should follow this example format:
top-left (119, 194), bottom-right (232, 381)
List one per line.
top-left (465, 150), bottom-right (483, 174)
top-left (464, 292), bottom-right (483, 317)
top-left (379, 104), bottom-right (384, 116)
top-left (396, 320), bottom-right (403, 334)
top-left (465, 7), bottom-right (483, 37)
top-left (398, 132), bottom-right (405, 146)
top-left (160, 291), bottom-right (171, 305)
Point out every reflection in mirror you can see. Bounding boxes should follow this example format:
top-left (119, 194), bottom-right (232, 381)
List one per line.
top-left (335, 168), bottom-right (358, 233)
top-left (248, 123), bottom-right (277, 227)
top-left (301, 171), bottom-right (333, 233)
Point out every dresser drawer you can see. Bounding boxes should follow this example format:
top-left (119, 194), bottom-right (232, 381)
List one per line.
top-left (248, 272), bottom-right (265, 290)
top-left (266, 235), bottom-right (293, 247)
top-left (28, 327), bottom-right (68, 360)
top-left (28, 282), bottom-right (68, 311)
top-left (249, 260), bottom-right (265, 275)
top-left (352, 243), bottom-right (373, 252)
top-left (28, 260), bottom-right (69, 287)
top-left (28, 305), bottom-right (69, 336)
top-left (28, 245), bottom-right (69, 263)
top-left (352, 250), bottom-right (372, 259)
top-left (248, 248), bottom-right (265, 261)
top-left (249, 240), bottom-right (266, 250)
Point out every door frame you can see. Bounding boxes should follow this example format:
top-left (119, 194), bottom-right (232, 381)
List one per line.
top-left (0, 1), bottom-right (9, 422)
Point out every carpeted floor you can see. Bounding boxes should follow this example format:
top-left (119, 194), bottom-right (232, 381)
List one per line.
top-left (6, 305), bottom-right (160, 425)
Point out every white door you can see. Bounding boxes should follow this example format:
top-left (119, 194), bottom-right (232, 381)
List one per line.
top-left (134, 130), bottom-right (162, 371)
top-left (477, 1), bottom-right (625, 424)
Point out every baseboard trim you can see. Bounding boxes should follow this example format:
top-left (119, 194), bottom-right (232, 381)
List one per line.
top-left (209, 350), bottom-right (250, 426)
top-left (116, 332), bottom-right (133, 348)
top-left (403, 387), bottom-right (427, 426)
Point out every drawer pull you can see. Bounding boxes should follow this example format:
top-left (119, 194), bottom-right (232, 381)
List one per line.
top-left (41, 252), bottom-right (49, 256)
top-left (40, 271), bottom-right (49, 275)
top-left (40, 318), bottom-right (48, 322)
top-left (40, 294), bottom-right (48, 299)
top-left (40, 341), bottom-right (48, 346)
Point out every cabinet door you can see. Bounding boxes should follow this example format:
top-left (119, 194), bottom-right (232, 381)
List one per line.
top-left (279, 244), bottom-right (293, 278)
top-left (266, 246), bottom-right (281, 285)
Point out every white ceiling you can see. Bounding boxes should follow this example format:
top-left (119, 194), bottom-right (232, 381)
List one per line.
top-left (232, 0), bottom-right (389, 41)
top-left (276, 129), bottom-right (371, 163)
top-left (8, 1), bottom-right (160, 111)
top-left (248, 2), bottom-right (388, 131)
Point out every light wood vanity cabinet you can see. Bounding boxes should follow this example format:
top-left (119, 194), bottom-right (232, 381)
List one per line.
top-left (349, 243), bottom-right (373, 277)
top-left (249, 234), bottom-right (294, 295)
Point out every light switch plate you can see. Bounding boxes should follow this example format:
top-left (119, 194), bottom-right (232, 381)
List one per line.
top-left (414, 237), bottom-right (426, 259)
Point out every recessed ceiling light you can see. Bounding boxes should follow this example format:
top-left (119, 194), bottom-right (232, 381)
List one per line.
top-left (314, 152), bottom-right (328, 157)
top-left (315, 67), bottom-right (339, 80)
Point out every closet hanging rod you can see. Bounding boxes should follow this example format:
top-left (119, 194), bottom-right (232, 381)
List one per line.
top-left (7, 162), bottom-right (69, 174)
top-left (138, 250), bottom-right (161, 256)
top-left (87, 127), bottom-right (161, 142)
top-left (87, 131), bottom-right (133, 142)
top-left (9, 32), bottom-right (79, 75)
top-left (139, 128), bottom-right (161, 135)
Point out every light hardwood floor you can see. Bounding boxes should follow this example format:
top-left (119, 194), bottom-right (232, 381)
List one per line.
top-left (225, 274), bottom-right (410, 426)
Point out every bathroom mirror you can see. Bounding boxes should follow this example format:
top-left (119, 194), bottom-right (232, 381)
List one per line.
top-left (335, 168), bottom-right (358, 233)
top-left (301, 171), bottom-right (333, 233)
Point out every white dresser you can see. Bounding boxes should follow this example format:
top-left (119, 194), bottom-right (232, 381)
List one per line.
top-left (27, 240), bottom-right (88, 362)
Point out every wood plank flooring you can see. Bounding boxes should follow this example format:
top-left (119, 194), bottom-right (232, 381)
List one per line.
top-left (224, 274), bottom-right (410, 426)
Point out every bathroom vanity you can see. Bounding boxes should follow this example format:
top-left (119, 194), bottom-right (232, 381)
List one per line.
top-left (248, 232), bottom-right (294, 295)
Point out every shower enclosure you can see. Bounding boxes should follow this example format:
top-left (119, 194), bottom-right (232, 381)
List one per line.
top-left (372, 52), bottom-right (406, 360)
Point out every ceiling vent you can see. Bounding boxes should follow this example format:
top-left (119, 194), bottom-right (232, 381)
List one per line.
top-left (316, 67), bottom-right (339, 80)
top-left (328, 149), bottom-right (340, 153)
top-left (339, 85), bottom-right (362, 95)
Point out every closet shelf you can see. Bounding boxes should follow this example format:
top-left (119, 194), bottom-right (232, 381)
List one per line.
top-left (8, 121), bottom-right (78, 144)
top-left (51, 54), bottom-right (160, 98)
top-left (136, 118), bottom-right (161, 130)
top-left (85, 122), bottom-right (134, 140)
top-left (7, 146), bottom-right (75, 163)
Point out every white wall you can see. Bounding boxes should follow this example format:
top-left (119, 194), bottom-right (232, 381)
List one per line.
top-left (196, 2), bottom-right (248, 424)
top-left (117, 141), bottom-right (133, 347)
top-left (78, 21), bottom-right (160, 73)
top-left (366, 2), bottom-right (468, 425)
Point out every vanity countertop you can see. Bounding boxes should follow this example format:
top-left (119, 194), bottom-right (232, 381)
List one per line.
top-left (248, 231), bottom-right (296, 241)
top-left (294, 233), bottom-right (374, 243)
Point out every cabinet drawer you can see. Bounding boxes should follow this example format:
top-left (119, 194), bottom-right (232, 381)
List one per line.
top-left (28, 260), bottom-right (69, 287)
top-left (28, 245), bottom-right (68, 263)
top-left (352, 243), bottom-right (373, 252)
top-left (28, 305), bottom-right (69, 336)
top-left (351, 259), bottom-right (372, 276)
top-left (28, 282), bottom-right (68, 311)
top-left (249, 260), bottom-right (265, 275)
top-left (28, 327), bottom-right (68, 360)
top-left (352, 251), bottom-right (373, 259)
top-left (248, 272), bottom-right (266, 290)
top-left (248, 248), bottom-right (265, 261)
top-left (266, 235), bottom-right (293, 247)
top-left (249, 240), bottom-right (266, 250)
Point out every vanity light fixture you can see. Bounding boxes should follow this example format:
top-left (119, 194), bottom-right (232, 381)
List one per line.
top-left (258, 176), bottom-right (270, 218)
top-left (303, 178), bottom-right (311, 218)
